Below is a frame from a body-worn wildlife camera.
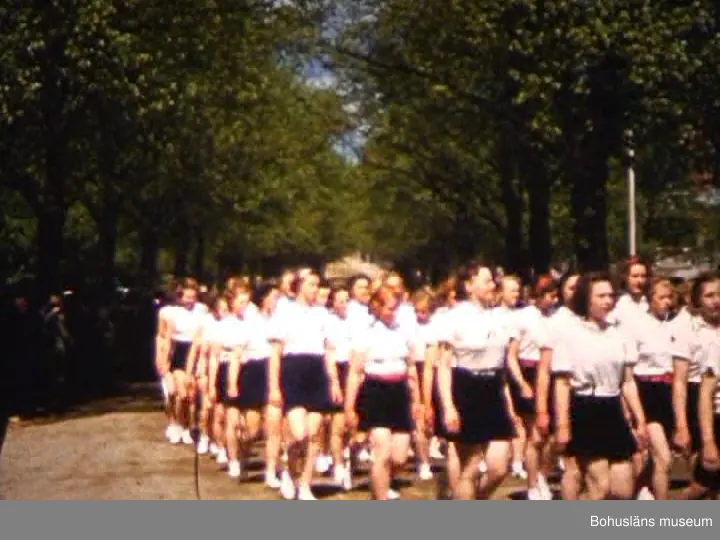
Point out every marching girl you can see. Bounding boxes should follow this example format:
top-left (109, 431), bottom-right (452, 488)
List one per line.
top-left (164, 278), bottom-right (206, 445)
top-left (268, 269), bottom-right (340, 500)
top-left (241, 282), bottom-right (285, 490)
top-left (672, 273), bottom-right (720, 499)
top-left (537, 272), bottom-right (580, 476)
top-left (188, 294), bottom-right (226, 456)
top-left (696, 335), bottom-right (720, 499)
top-left (623, 278), bottom-right (683, 500)
top-left (553, 272), bottom-right (648, 500)
top-left (155, 282), bottom-right (178, 441)
top-left (345, 274), bottom-right (374, 464)
top-left (221, 284), bottom-right (258, 479)
top-left (506, 275), bottom-right (558, 500)
top-left (344, 285), bottom-right (421, 500)
top-left (436, 261), bottom-right (516, 500)
top-left (314, 279), bottom-right (335, 476)
top-left (611, 257), bottom-right (650, 326)
top-left (323, 286), bottom-right (354, 489)
top-left (207, 295), bottom-right (234, 466)
top-left (410, 288), bottom-right (436, 481)
top-left (385, 272), bottom-right (417, 333)
top-left (494, 275), bottom-right (525, 479)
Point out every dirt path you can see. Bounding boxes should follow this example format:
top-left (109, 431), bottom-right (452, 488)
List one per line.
top-left (0, 388), bottom-right (694, 500)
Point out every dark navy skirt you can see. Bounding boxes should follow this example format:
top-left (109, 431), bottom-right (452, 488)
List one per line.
top-left (357, 377), bottom-right (413, 432)
top-left (635, 378), bottom-right (674, 439)
top-left (509, 362), bottom-right (538, 417)
top-left (693, 415), bottom-right (720, 490)
top-left (170, 341), bottom-right (191, 371)
top-left (566, 394), bottom-right (636, 461)
top-left (280, 353), bottom-right (331, 413)
top-left (216, 362), bottom-right (230, 404)
top-left (236, 359), bottom-right (268, 410)
top-left (440, 368), bottom-right (515, 445)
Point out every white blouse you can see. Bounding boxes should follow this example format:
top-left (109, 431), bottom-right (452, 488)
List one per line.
top-left (244, 312), bottom-right (273, 361)
top-left (609, 294), bottom-right (649, 328)
top-left (552, 317), bottom-right (636, 397)
top-left (268, 301), bottom-right (331, 356)
top-left (701, 339), bottom-right (720, 415)
top-left (215, 316), bottom-right (249, 363)
top-left (352, 320), bottom-right (413, 378)
top-left (437, 301), bottom-right (516, 372)
top-left (669, 314), bottom-right (715, 384)
top-left (624, 311), bottom-right (684, 376)
top-left (170, 304), bottom-right (206, 343)
top-left (513, 305), bottom-right (552, 363)
top-left (326, 313), bottom-right (358, 364)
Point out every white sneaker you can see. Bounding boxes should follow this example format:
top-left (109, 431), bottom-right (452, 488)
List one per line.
top-left (511, 461), bottom-right (528, 480)
top-left (357, 448), bottom-right (371, 463)
top-left (429, 437), bottom-right (444, 460)
top-left (537, 474), bottom-right (552, 500)
top-left (265, 471), bottom-right (281, 490)
top-left (527, 487), bottom-right (544, 500)
top-left (181, 429), bottom-right (193, 445)
top-left (297, 485), bottom-right (317, 501)
top-left (315, 454), bottom-right (331, 474)
top-left (216, 449), bottom-right (228, 465)
top-left (197, 436), bottom-right (210, 455)
top-left (418, 463), bottom-right (433, 481)
top-left (164, 424), bottom-right (175, 440)
top-left (168, 425), bottom-right (182, 444)
top-left (387, 488), bottom-right (400, 500)
top-left (280, 471), bottom-right (296, 500)
top-left (228, 460), bottom-right (242, 479)
top-left (209, 443), bottom-right (219, 456)
top-left (637, 487), bottom-right (655, 500)
top-left (478, 460), bottom-right (488, 474)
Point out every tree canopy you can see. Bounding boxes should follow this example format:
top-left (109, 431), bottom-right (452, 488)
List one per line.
top-left (1, 0), bottom-right (718, 294)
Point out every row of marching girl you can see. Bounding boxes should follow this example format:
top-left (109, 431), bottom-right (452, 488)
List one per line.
top-left (156, 278), bottom-right (209, 445)
top-left (546, 269), bottom-right (720, 500)
top-left (603, 260), bottom-right (720, 500)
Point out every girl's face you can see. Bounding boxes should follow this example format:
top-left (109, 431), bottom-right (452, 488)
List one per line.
top-left (379, 297), bottom-right (399, 326)
top-left (317, 287), bottom-right (331, 308)
top-left (500, 279), bottom-right (520, 307)
top-left (352, 278), bottom-right (370, 305)
top-left (180, 288), bottom-right (197, 308)
top-left (216, 299), bottom-right (230, 318)
top-left (414, 302), bottom-right (431, 324)
top-left (588, 281), bottom-right (615, 321)
top-left (649, 283), bottom-right (673, 318)
top-left (332, 290), bottom-right (349, 318)
top-left (537, 290), bottom-right (558, 312)
top-left (469, 268), bottom-right (496, 304)
top-left (627, 263), bottom-right (648, 296)
top-left (698, 279), bottom-right (720, 324)
top-left (262, 289), bottom-right (279, 314)
top-left (298, 274), bottom-right (319, 305)
top-left (232, 292), bottom-right (251, 317)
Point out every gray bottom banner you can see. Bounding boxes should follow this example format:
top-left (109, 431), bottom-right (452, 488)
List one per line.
top-left (1, 502), bottom-right (718, 540)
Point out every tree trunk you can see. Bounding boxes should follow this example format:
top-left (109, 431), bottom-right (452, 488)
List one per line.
top-left (193, 229), bottom-right (205, 281)
top-left (173, 223), bottom-right (190, 277)
top-left (139, 227), bottom-right (160, 285)
top-left (524, 156), bottom-right (553, 275)
top-left (498, 137), bottom-right (527, 277)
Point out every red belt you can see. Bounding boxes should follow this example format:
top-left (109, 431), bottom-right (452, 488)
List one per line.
top-left (636, 373), bottom-right (672, 384)
top-left (367, 373), bottom-right (407, 384)
top-left (519, 359), bottom-right (538, 369)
